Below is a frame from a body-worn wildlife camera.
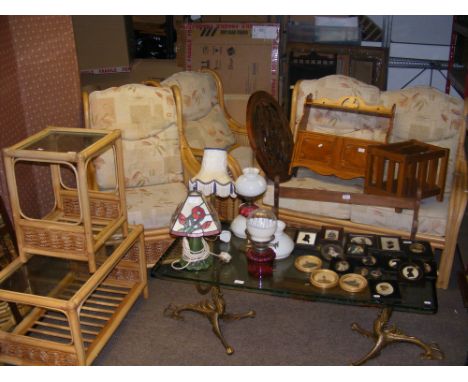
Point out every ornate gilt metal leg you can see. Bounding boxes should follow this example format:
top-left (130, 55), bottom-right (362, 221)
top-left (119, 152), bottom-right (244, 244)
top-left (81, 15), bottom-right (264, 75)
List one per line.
top-left (351, 307), bottom-right (444, 366)
top-left (163, 285), bottom-right (255, 355)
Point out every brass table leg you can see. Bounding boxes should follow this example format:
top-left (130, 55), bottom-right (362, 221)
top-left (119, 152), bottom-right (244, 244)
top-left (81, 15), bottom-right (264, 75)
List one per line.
top-left (163, 285), bottom-right (256, 355)
top-left (351, 307), bottom-right (444, 366)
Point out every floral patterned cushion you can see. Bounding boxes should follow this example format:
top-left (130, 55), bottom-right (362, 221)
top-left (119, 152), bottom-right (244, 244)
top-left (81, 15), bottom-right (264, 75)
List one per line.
top-left (161, 71), bottom-right (218, 120)
top-left (184, 104), bottom-right (236, 149)
top-left (381, 86), bottom-right (464, 192)
top-left (88, 84), bottom-right (184, 189)
top-left (350, 197), bottom-right (449, 237)
top-left (263, 170), bottom-right (365, 220)
top-left (293, 75), bottom-right (388, 142)
top-left (125, 182), bottom-right (188, 229)
top-left (162, 71), bottom-right (236, 150)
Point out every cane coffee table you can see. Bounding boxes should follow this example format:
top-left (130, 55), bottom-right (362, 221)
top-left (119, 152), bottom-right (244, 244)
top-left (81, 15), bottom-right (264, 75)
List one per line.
top-left (0, 225), bottom-right (147, 366)
top-left (151, 228), bottom-right (443, 365)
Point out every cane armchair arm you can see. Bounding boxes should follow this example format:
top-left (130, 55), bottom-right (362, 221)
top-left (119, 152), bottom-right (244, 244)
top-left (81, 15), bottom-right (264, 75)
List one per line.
top-left (200, 68), bottom-right (250, 147)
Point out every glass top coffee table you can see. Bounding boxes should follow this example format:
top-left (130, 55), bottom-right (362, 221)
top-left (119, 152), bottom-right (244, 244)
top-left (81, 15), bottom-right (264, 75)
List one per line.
top-left (151, 228), bottom-right (443, 364)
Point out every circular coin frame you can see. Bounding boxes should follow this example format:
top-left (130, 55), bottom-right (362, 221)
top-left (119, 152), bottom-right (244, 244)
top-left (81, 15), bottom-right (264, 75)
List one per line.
top-left (294, 255), bottom-right (323, 273)
top-left (309, 269), bottom-right (339, 289)
top-left (339, 273), bottom-right (368, 293)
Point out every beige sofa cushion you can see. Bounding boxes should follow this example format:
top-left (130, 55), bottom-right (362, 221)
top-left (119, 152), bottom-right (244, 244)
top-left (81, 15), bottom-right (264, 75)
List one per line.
top-left (350, 196), bottom-right (449, 237)
top-left (381, 86), bottom-right (465, 192)
top-left (263, 170), bottom-right (364, 220)
top-left (293, 75), bottom-right (388, 142)
top-left (162, 72), bottom-right (237, 150)
top-left (184, 104), bottom-right (236, 149)
top-left (89, 84), bottom-right (184, 190)
top-left (125, 182), bottom-right (188, 230)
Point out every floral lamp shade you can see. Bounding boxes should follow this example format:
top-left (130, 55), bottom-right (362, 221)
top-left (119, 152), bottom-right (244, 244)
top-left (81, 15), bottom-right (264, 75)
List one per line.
top-left (189, 148), bottom-right (236, 198)
top-left (170, 191), bottom-right (221, 238)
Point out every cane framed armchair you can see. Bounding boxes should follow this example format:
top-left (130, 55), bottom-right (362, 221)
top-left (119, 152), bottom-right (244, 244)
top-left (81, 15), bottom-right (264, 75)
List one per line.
top-left (153, 68), bottom-right (252, 220)
top-left (82, 83), bottom-right (210, 266)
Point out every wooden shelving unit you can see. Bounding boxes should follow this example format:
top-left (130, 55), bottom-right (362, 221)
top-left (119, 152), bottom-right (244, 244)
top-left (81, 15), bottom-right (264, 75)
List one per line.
top-left (446, 16), bottom-right (468, 97)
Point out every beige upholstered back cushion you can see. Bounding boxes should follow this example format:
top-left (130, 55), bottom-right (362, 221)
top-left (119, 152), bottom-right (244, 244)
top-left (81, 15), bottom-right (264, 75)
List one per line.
top-left (381, 86), bottom-right (464, 192)
top-left (89, 84), bottom-right (184, 189)
top-left (162, 71), bottom-right (236, 149)
top-left (293, 75), bottom-right (388, 141)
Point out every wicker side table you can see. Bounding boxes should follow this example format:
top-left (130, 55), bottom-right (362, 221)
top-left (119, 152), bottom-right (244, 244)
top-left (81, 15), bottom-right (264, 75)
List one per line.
top-left (364, 139), bottom-right (449, 202)
top-left (3, 127), bottom-right (128, 273)
top-left (0, 225), bottom-right (147, 366)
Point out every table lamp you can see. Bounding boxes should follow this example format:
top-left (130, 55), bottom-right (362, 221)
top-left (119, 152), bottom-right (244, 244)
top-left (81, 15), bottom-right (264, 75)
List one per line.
top-left (189, 148), bottom-right (236, 199)
top-left (245, 208), bottom-right (277, 278)
top-left (170, 148), bottom-right (235, 271)
top-left (170, 190), bottom-right (222, 271)
top-left (230, 167), bottom-right (267, 238)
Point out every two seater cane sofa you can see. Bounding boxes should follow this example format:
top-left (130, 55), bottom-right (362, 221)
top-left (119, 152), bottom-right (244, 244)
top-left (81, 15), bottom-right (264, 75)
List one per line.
top-left (261, 75), bottom-right (467, 289)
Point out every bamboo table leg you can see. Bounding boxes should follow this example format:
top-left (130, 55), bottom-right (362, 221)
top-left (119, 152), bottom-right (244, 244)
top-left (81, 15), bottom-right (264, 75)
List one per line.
top-left (163, 285), bottom-right (255, 355)
top-left (351, 307), bottom-right (444, 365)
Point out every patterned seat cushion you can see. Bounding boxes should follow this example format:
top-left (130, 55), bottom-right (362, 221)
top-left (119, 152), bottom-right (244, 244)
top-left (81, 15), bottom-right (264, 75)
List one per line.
top-left (88, 84), bottom-right (184, 190)
top-left (263, 169), bottom-right (365, 219)
top-left (125, 182), bottom-right (188, 230)
top-left (350, 197), bottom-right (449, 237)
top-left (381, 86), bottom-right (464, 192)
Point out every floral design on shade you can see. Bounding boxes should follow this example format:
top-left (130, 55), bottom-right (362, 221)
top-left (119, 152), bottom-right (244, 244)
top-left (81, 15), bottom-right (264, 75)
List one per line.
top-left (170, 192), bottom-right (221, 238)
top-left (177, 205), bottom-right (212, 234)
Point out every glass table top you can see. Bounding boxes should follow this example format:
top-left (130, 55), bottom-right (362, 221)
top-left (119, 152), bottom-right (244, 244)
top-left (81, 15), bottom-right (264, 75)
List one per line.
top-left (18, 130), bottom-right (107, 153)
top-left (0, 227), bottom-right (136, 298)
top-left (152, 229), bottom-right (438, 314)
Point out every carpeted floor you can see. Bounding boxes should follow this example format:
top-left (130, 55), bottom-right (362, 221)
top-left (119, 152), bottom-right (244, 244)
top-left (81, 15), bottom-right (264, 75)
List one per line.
top-left (94, 251), bottom-right (468, 366)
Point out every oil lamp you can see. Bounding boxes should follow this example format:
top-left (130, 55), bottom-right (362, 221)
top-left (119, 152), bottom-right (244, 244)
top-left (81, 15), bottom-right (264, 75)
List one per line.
top-left (245, 208), bottom-right (277, 278)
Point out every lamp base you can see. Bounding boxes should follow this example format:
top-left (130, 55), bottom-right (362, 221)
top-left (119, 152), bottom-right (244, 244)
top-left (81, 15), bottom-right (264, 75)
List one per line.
top-left (181, 237), bottom-right (213, 271)
top-left (245, 247), bottom-right (276, 278)
top-left (180, 255), bottom-right (213, 271)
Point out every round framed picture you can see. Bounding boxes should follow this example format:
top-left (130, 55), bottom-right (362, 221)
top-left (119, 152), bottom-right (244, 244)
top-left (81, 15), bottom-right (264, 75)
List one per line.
top-left (369, 268), bottom-right (383, 279)
top-left (349, 235), bottom-right (374, 246)
top-left (321, 243), bottom-right (344, 261)
top-left (346, 243), bottom-right (366, 256)
top-left (387, 257), bottom-right (402, 270)
top-left (339, 273), bottom-right (368, 293)
top-left (409, 242), bottom-right (426, 254)
top-left (333, 259), bottom-right (350, 273)
top-left (294, 255), bottom-right (322, 273)
top-left (375, 281), bottom-right (395, 296)
top-left (400, 263), bottom-right (423, 281)
top-left (361, 255), bottom-right (377, 266)
top-left (309, 269), bottom-right (339, 289)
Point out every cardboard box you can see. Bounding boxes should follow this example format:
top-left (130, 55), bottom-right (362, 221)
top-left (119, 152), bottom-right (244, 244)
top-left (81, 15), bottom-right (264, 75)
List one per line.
top-left (72, 16), bottom-right (133, 73)
top-left (183, 23), bottom-right (280, 97)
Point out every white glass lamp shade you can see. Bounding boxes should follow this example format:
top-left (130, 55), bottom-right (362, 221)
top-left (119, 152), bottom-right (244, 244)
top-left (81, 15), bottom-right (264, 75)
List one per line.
top-left (189, 148), bottom-right (236, 198)
top-left (170, 191), bottom-right (221, 237)
top-left (235, 167), bottom-right (267, 198)
top-left (246, 208), bottom-right (277, 243)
